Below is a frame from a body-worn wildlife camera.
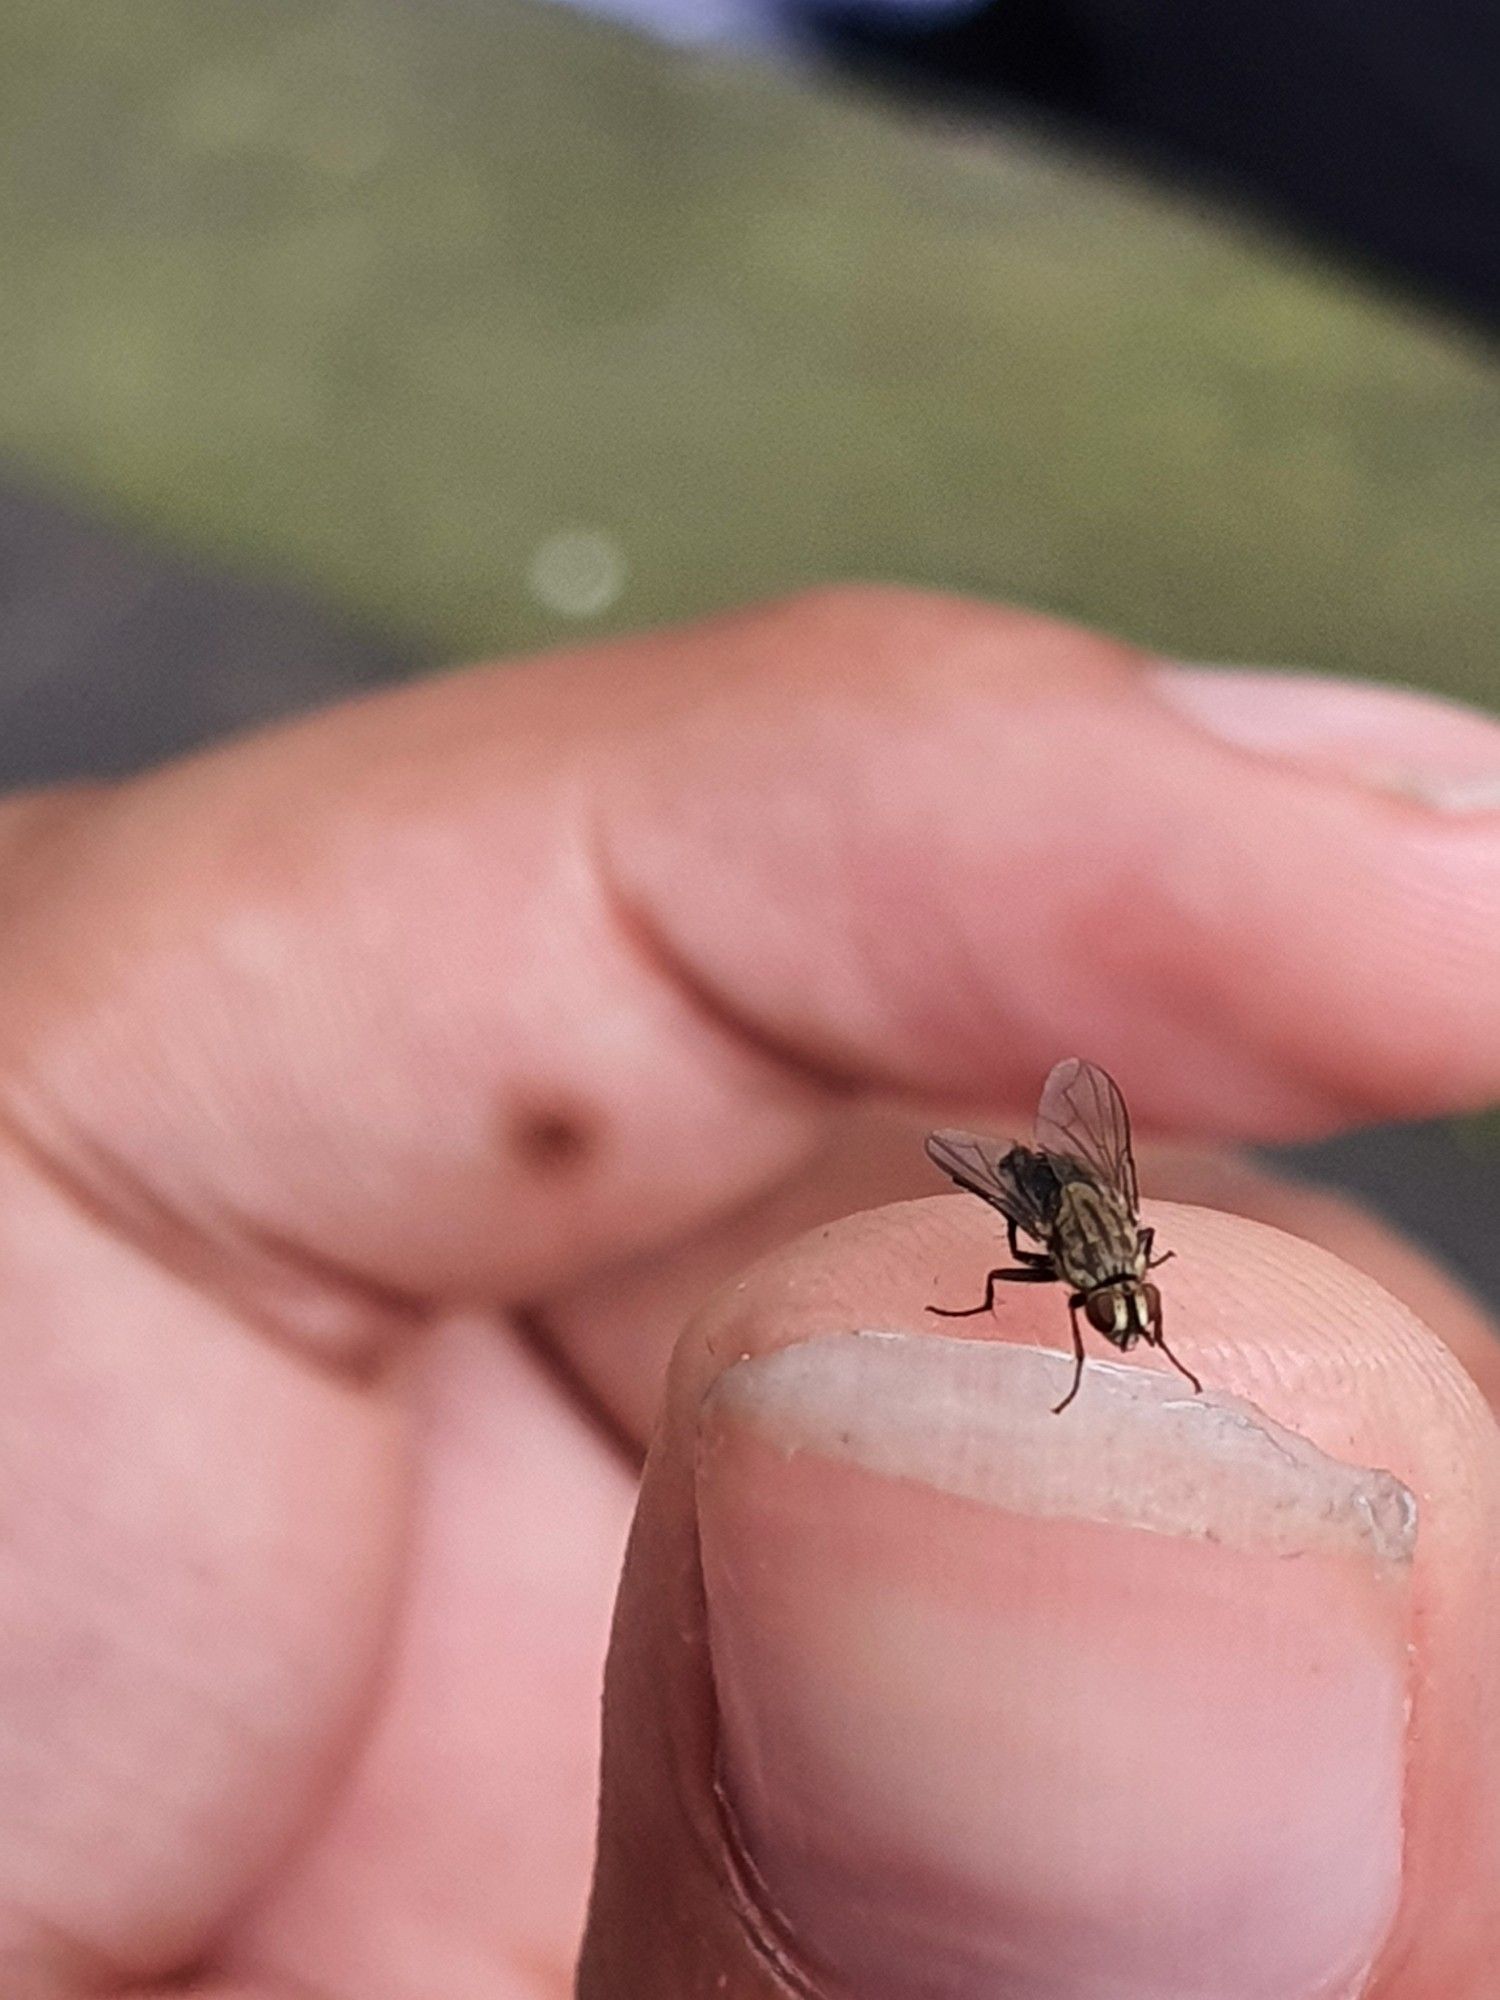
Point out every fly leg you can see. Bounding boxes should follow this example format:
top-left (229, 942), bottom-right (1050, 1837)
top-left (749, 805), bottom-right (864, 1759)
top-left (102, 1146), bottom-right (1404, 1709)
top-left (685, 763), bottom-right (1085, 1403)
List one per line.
top-left (929, 1263), bottom-right (1056, 1318)
top-left (1053, 1298), bottom-right (1089, 1414)
top-left (1155, 1332), bottom-right (1203, 1395)
top-left (1008, 1218), bottom-right (1052, 1268)
top-left (1141, 1227), bottom-right (1175, 1271)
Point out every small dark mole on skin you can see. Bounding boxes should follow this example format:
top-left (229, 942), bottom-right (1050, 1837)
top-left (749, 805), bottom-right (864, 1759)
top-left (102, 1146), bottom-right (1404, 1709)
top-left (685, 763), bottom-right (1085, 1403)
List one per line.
top-left (510, 1100), bottom-right (601, 1174)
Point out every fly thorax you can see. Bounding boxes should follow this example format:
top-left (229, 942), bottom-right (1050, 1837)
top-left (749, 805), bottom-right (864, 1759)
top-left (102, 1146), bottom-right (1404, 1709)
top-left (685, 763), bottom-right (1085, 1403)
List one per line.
top-left (1052, 1178), bottom-right (1139, 1290)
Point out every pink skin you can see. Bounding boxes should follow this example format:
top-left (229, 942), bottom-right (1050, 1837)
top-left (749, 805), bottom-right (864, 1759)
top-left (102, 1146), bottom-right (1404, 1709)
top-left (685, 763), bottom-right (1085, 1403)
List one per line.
top-left (0, 589), bottom-right (1493, 1999)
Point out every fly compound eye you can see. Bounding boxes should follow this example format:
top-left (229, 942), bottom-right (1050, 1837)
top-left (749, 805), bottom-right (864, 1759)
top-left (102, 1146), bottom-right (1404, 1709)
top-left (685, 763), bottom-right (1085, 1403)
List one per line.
top-left (1142, 1282), bottom-right (1163, 1335)
top-left (1084, 1290), bottom-right (1119, 1336)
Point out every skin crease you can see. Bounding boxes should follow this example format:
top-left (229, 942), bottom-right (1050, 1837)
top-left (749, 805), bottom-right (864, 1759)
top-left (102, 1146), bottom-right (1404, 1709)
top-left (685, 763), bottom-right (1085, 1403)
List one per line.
top-left (0, 589), bottom-right (1491, 1999)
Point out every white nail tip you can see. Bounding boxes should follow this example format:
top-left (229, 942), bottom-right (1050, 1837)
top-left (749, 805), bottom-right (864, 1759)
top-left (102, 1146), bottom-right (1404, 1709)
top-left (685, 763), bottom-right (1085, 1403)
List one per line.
top-left (706, 1332), bottom-right (1416, 1566)
top-left (1360, 765), bottom-right (1500, 813)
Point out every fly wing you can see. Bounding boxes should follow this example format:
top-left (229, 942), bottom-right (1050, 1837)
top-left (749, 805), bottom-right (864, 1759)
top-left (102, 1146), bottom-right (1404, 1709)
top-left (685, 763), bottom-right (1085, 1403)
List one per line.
top-left (924, 1129), bottom-right (1053, 1235)
top-left (1033, 1058), bottom-right (1140, 1211)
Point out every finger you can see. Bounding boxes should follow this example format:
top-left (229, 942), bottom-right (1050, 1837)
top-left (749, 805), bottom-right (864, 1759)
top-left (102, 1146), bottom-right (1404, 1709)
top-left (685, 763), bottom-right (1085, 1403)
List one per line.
top-left (0, 1176), bottom-right (620, 1997)
top-left (225, 1318), bottom-right (632, 2000)
top-left (1, 592), bottom-right (1498, 1352)
top-left (0, 1141), bottom-right (407, 1999)
top-left (540, 1103), bottom-right (935, 1441)
top-left (581, 1197), bottom-right (1499, 1999)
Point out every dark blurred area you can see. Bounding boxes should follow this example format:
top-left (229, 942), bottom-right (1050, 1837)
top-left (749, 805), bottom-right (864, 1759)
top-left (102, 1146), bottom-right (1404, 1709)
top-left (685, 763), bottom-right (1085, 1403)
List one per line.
top-left (0, 487), bottom-right (415, 780)
top-left (0, 0), bottom-right (1496, 1312)
top-left (809, 0), bottom-right (1500, 327)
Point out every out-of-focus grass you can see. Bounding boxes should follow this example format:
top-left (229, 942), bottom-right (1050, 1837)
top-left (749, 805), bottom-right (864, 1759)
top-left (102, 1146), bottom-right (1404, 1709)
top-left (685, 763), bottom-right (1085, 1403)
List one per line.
top-left (0, 0), bottom-right (1495, 693)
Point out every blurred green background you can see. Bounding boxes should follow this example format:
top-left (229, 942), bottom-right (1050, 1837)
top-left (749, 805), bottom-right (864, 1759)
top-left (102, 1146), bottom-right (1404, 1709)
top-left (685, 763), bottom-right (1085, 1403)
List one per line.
top-left (0, 0), bottom-right (1496, 1296)
top-left (1, 0), bottom-right (1496, 685)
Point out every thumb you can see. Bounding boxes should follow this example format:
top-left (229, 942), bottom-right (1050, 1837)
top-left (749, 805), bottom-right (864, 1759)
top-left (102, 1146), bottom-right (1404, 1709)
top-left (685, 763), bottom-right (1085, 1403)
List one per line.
top-left (579, 1196), bottom-right (1499, 1999)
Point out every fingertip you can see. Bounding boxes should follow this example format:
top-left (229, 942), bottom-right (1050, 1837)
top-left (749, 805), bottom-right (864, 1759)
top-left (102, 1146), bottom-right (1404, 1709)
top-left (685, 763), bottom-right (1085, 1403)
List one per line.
top-left (588, 1192), bottom-right (1499, 1996)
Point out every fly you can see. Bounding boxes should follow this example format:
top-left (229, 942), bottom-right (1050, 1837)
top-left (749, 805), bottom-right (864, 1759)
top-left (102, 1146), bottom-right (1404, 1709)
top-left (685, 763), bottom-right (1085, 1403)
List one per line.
top-left (925, 1056), bottom-right (1201, 1414)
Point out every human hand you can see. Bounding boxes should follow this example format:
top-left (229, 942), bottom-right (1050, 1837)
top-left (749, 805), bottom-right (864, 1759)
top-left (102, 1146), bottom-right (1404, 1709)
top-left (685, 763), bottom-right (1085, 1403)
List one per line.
top-left (0, 589), bottom-right (1494, 2000)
